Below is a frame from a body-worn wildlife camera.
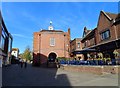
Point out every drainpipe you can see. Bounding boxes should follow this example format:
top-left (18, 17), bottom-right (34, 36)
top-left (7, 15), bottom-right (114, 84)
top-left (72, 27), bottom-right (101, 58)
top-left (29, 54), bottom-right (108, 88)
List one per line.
top-left (38, 34), bottom-right (41, 65)
top-left (64, 34), bottom-right (66, 58)
top-left (113, 20), bottom-right (118, 48)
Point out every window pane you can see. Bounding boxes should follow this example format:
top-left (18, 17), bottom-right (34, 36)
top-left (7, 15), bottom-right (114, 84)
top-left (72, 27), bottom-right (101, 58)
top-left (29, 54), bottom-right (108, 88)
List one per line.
top-left (50, 38), bottom-right (55, 46)
top-left (0, 35), bottom-right (5, 50)
top-left (8, 37), bottom-right (12, 52)
top-left (77, 43), bottom-right (80, 48)
top-left (101, 29), bottom-right (110, 40)
top-left (106, 30), bottom-right (110, 38)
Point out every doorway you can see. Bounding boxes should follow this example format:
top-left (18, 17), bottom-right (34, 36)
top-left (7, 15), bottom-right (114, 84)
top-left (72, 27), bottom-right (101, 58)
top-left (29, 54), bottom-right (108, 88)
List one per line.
top-left (48, 52), bottom-right (57, 62)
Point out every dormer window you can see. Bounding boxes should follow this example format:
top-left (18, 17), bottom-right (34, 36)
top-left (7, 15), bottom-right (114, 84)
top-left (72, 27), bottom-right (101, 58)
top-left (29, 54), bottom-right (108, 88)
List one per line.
top-left (77, 42), bottom-right (80, 48)
top-left (101, 29), bottom-right (110, 40)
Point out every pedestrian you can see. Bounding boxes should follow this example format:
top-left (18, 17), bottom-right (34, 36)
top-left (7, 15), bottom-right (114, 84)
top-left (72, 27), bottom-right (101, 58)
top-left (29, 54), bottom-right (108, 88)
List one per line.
top-left (20, 60), bottom-right (23, 68)
top-left (24, 61), bottom-right (27, 68)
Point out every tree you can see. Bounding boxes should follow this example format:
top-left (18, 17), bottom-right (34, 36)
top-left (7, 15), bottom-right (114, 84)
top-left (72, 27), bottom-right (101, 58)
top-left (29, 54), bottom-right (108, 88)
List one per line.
top-left (22, 46), bottom-right (32, 61)
top-left (19, 53), bottom-right (24, 59)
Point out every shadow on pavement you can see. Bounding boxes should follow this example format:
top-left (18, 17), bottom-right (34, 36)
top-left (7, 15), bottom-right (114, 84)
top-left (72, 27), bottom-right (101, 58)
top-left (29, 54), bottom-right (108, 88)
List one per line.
top-left (2, 63), bottom-right (71, 87)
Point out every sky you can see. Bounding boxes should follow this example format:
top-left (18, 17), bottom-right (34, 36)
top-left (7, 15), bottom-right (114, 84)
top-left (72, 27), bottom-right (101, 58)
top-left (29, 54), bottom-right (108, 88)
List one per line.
top-left (1, 2), bottom-right (118, 53)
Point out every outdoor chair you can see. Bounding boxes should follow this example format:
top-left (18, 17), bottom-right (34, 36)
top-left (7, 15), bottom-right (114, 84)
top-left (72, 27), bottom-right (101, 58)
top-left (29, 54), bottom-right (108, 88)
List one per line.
top-left (114, 58), bottom-right (120, 65)
top-left (89, 60), bottom-right (95, 65)
top-left (60, 60), bottom-right (66, 64)
top-left (66, 60), bottom-right (70, 65)
top-left (75, 60), bottom-right (80, 65)
top-left (98, 60), bottom-right (104, 65)
top-left (111, 59), bottom-right (116, 65)
top-left (93, 60), bottom-right (98, 65)
top-left (118, 58), bottom-right (120, 65)
top-left (79, 60), bottom-right (84, 65)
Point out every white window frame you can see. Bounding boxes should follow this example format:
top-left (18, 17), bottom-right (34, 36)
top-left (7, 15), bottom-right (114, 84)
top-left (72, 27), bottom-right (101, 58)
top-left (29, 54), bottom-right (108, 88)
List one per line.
top-left (50, 38), bottom-right (55, 46)
top-left (101, 29), bottom-right (110, 40)
top-left (77, 42), bottom-right (80, 48)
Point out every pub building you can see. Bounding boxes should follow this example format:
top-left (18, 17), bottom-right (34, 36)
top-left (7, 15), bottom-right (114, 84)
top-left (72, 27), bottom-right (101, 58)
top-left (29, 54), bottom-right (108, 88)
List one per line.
top-left (76, 10), bottom-right (120, 65)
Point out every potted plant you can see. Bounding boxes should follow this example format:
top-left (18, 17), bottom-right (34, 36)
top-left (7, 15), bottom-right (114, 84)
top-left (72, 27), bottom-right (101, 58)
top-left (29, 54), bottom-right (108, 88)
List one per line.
top-left (113, 50), bottom-right (119, 65)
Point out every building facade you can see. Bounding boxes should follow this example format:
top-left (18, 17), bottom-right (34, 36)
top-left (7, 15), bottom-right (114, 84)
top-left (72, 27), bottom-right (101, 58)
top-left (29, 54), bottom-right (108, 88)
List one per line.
top-left (82, 27), bottom-right (97, 49)
top-left (70, 38), bottom-right (83, 60)
top-left (11, 48), bottom-right (19, 59)
top-left (95, 11), bottom-right (120, 59)
top-left (33, 22), bottom-right (70, 65)
top-left (81, 27), bottom-right (97, 60)
top-left (80, 10), bottom-right (120, 60)
top-left (0, 11), bottom-right (13, 67)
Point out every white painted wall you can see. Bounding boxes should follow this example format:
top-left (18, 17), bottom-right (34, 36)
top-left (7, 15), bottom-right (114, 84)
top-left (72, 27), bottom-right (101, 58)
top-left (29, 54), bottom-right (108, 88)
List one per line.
top-left (11, 50), bottom-right (19, 59)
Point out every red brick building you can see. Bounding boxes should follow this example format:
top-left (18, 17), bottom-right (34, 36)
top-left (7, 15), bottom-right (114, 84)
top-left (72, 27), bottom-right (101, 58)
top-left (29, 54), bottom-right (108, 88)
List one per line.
top-left (80, 27), bottom-right (97, 60)
top-left (70, 38), bottom-right (83, 60)
top-left (80, 10), bottom-right (120, 60)
top-left (33, 21), bottom-right (70, 65)
top-left (82, 27), bottom-right (97, 49)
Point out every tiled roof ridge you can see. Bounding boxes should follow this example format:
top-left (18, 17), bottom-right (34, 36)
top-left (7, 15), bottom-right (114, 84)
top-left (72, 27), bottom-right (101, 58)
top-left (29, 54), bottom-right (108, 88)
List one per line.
top-left (101, 10), bottom-right (118, 20)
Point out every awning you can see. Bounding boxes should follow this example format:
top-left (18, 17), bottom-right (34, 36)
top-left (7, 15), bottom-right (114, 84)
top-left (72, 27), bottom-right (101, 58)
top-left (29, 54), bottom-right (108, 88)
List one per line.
top-left (73, 39), bottom-right (120, 54)
top-left (73, 48), bottom-right (99, 54)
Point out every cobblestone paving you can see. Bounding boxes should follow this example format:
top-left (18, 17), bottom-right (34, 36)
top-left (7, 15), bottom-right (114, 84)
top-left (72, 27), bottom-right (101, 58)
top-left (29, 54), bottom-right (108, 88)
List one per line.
top-left (2, 64), bottom-right (118, 86)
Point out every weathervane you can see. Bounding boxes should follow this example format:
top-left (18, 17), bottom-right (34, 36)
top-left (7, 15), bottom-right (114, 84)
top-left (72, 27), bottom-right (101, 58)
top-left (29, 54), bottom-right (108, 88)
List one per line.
top-left (50, 21), bottom-right (52, 25)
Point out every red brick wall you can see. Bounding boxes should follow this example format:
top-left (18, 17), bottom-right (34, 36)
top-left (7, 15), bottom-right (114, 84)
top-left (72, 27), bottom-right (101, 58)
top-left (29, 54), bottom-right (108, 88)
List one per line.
top-left (103, 66), bottom-right (119, 74)
top-left (116, 24), bottom-right (120, 39)
top-left (33, 32), bottom-right (39, 53)
top-left (33, 30), bottom-right (70, 64)
top-left (61, 65), bottom-right (103, 75)
top-left (96, 12), bottom-right (118, 44)
top-left (60, 65), bottom-right (119, 75)
top-left (70, 38), bottom-right (83, 59)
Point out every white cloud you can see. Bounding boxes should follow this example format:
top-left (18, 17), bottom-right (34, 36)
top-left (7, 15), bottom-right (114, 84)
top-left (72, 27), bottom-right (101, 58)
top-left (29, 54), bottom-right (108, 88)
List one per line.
top-left (12, 33), bottom-right (32, 39)
top-left (22, 12), bottom-right (36, 22)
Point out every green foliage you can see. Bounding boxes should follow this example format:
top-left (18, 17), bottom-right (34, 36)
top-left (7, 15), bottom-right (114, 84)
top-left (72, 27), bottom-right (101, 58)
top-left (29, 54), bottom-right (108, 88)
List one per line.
top-left (113, 50), bottom-right (119, 57)
top-left (21, 46), bottom-right (32, 61)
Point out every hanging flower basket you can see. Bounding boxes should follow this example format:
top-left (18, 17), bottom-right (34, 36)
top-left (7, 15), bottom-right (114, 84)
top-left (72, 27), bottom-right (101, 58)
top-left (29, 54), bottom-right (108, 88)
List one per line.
top-left (87, 53), bottom-right (91, 59)
top-left (98, 52), bottom-right (103, 58)
top-left (113, 50), bottom-right (119, 57)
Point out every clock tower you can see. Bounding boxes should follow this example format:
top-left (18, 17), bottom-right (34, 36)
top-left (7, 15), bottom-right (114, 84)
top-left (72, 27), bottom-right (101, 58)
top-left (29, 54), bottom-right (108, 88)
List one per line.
top-left (48, 21), bottom-right (54, 30)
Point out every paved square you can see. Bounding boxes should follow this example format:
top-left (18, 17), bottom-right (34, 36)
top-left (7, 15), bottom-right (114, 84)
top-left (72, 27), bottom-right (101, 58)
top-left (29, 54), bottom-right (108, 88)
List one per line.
top-left (2, 64), bottom-right (118, 86)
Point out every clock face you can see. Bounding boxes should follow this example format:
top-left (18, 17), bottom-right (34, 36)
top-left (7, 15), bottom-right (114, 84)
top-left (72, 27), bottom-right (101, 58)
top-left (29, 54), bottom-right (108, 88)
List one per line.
top-left (49, 26), bottom-right (53, 30)
top-left (48, 21), bottom-right (54, 30)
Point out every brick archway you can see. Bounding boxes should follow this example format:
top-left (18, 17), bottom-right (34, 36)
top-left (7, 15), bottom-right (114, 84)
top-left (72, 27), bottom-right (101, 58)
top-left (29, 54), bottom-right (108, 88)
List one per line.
top-left (48, 52), bottom-right (57, 62)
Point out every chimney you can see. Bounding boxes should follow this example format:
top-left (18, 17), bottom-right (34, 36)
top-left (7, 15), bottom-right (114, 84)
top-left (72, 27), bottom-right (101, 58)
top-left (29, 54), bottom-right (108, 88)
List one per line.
top-left (84, 27), bottom-right (87, 33)
top-left (68, 28), bottom-right (70, 35)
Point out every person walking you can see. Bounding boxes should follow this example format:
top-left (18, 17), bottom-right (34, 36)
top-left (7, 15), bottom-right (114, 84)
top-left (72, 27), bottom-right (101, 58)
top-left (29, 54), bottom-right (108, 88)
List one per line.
top-left (20, 60), bottom-right (24, 68)
top-left (24, 61), bottom-right (27, 68)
